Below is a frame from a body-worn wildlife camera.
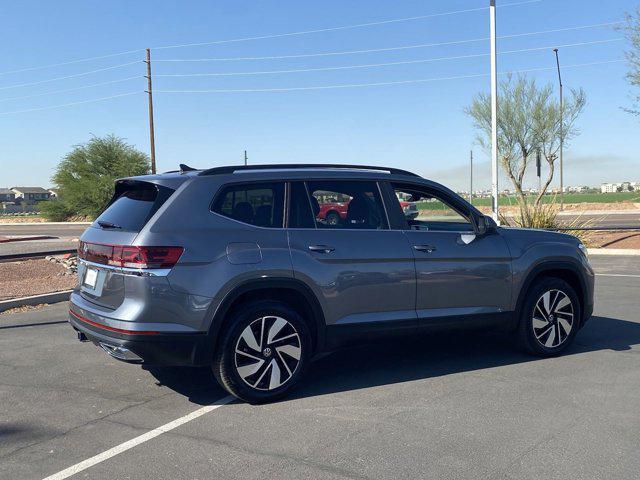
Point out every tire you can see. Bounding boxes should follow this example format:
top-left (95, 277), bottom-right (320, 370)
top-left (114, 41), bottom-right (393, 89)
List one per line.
top-left (212, 300), bottom-right (311, 403)
top-left (516, 277), bottom-right (581, 357)
top-left (326, 212), bottom-right (340, 226)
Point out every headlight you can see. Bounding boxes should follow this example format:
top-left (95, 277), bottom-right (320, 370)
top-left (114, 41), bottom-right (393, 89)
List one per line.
top-left (578, 243), bottom-right (589, 261)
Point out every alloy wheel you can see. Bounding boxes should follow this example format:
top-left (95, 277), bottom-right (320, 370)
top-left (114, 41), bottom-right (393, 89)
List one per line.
top-left (234, 316), bottom-right (302, 391)
top-left (532, 289), bottom-right (574, 348)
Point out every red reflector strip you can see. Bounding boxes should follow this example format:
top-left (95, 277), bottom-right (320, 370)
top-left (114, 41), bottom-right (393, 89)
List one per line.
top-left (69, 309), bottom-right (158, 335)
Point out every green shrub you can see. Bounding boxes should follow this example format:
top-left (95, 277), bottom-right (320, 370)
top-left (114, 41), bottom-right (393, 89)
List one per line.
top-left (42, 135), bottom-right (150, 221)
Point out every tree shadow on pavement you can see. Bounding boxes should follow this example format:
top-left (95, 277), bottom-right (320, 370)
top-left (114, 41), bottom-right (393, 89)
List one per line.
top-left (144, 316), bottom-right (640, 404)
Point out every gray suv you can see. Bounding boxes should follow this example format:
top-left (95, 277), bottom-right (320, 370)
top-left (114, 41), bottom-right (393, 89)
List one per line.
top-left (69, 164), bottom-right (594, 403)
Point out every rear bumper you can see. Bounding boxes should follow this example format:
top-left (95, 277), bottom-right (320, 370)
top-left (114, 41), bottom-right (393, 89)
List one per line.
top-left (68, 307), bottom-right (213, 366)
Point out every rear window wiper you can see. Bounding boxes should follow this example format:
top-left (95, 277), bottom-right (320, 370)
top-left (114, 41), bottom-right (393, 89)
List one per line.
top-left (97, 220), bottom-right (122, 229)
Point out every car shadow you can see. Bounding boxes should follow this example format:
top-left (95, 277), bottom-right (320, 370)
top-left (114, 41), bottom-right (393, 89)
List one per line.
top-left (145, 316), bottom-right (640, 404)
top-left (143, 366), bottom-right (228, 405)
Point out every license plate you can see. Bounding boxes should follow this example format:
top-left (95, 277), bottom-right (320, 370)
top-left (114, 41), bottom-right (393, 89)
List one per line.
top-left (83, 268), bottom-right (98, 289)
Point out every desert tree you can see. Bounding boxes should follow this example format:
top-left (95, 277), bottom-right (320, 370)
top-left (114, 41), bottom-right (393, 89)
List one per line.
top-left (621, 7), bottom-right (640, 116)
top-left (465, 74), bottom-right (585, 225)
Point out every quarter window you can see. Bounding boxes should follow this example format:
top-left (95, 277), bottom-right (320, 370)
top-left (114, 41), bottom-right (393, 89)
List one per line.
top-left (213, 182), bottom-right (284, 228)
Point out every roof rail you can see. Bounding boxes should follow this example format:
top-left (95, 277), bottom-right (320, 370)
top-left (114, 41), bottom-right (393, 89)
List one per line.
top-left (198, 164), bottom-right (419, 177)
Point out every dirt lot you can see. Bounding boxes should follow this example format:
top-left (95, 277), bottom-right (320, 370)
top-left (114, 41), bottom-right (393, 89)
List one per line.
top-left (585, 231), bottom-right (640, 249)
top-left (0, 258), bottom-right (76, 301)
top-left (0, 216), bottom-right (47, 223)
top-left (476, 202), bottom-right (640, 216)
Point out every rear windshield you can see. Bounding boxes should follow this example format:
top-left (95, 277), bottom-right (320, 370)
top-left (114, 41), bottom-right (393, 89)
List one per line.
top-left (94, 182), bottom-right (174, 232)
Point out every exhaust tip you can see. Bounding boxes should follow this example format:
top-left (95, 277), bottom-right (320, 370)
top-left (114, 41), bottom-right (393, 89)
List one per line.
top-left (99, 342), bottom-right (143, 362)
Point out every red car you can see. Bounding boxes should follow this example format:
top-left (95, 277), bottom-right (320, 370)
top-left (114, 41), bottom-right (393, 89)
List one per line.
top-left (317, 200), bottom-right (417, 225)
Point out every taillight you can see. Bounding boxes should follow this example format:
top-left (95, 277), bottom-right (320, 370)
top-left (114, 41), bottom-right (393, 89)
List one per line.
top-left (78, 241), bottom-right (183, 269)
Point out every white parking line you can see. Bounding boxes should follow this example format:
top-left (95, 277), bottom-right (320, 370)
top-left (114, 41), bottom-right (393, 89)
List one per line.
top-left (596, 273), bottom-right (640, 278)
top-left (42, 395), bottom-right (234, 480)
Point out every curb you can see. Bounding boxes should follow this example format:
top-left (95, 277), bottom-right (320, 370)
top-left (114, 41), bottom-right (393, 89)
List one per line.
top-left (557, 210), bottom-right (640, 216)
top-left (0, 249), bottom-right (77, 263)
top-left (587, 248), bottom-right (640, 256)
top-left (0, 235), bottom-right (56, 243)
top-left (0, 290), bottom-right (72, 313)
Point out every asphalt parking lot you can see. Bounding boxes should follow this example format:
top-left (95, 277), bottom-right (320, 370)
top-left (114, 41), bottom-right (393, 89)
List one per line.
top-left (1, 256), bottom-right (639, 480)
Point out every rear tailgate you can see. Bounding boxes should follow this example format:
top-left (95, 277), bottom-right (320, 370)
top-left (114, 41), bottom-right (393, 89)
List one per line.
top-left (78, 180), bottom-right (175, 310)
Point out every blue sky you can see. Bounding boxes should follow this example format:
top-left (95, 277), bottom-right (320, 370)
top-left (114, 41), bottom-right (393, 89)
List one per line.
top-left (1, 0), bottom-right (638, 190)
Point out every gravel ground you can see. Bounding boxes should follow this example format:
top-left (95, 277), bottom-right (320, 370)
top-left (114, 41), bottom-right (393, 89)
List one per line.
top-left (0, 258), bottom-right (76, 301)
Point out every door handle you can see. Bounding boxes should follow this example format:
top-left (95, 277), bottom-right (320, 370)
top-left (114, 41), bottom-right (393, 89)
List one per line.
top-left (413, 244), bottom-right (437, 253)
top-left (308, 245), bottom-right (335, 254)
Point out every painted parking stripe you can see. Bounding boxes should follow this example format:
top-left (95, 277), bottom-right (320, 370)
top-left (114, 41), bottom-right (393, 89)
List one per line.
top-left (42, 395), bottom-right (234, 480)
top-left (595, 273), bottom-right (640, 278)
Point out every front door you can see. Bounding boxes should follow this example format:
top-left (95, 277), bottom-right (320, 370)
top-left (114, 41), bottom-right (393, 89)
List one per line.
top-left (390, 182), bottom-right (512, 325)
top-left (287, 180), bottom-right (416, 340)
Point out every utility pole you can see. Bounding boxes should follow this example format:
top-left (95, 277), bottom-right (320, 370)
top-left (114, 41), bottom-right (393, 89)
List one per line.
top-left (145, 48), bottom-right (157, 174)
top-left (489, 0), bottom-right (499, 223)
top-left (469, 150), bottom-right (474, 204)
top-left (244, 150), bottom-right (248, 166)
top-left (554, 48), bottom-right (563, 210)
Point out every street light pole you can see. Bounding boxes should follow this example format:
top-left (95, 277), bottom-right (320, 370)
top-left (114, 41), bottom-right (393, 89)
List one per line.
top-left (470, 150), bottom-right (474, 204)
top-left (554, 48), bottom-right (564, 210)
top-left (490, 0), bottom-right (499, 223)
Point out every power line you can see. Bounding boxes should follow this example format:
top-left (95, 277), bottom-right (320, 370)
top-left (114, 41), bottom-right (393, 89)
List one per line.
top-left (152, 0), bottom-right (542, 51)
top-left (154, 21), bottom-right (623, 63)
top-left (0, 92), bottom-right (140, 116)
top-left (0, 61), bottom-right (141, 91)
top-left (0, 58), bottom-right (622, 115)
top-left (154, 59), bottom-right (624, 93)
top-left (0, 76), bottom-right (140, 103)
top-left (0, 49), bottom-right (144, 77)
top-left (0, 0), bottom-right (541, 83)
top-left (155, 39), bottom-right (622, 78)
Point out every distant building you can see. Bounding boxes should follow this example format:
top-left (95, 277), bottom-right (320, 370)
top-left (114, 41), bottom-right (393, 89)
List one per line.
top-left (11, 186), bottom-right (52, 204)
top-left (48, 188), bottom-right (58, 198)
top-left (565, 185), bottom-right (589, 193)
top-left (0, 188), bottom-right (16, 203)
top-left (600, 182), bottom-right (640, 193)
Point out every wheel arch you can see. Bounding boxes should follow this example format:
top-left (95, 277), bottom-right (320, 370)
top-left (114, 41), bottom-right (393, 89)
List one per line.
top-left (515, 260), bottom-right (587, 326)
top-left (208, 277), bottom-right (326, 357)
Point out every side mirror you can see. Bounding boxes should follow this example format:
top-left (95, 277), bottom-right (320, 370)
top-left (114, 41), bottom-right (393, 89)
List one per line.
top-left (474, 215), bottom-right (493, 236)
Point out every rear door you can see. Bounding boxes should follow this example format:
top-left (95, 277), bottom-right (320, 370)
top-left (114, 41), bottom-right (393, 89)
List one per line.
top-left (287, 180), bottom-right (416, 338)
top-left (388, 182), bottom-right (512, 325)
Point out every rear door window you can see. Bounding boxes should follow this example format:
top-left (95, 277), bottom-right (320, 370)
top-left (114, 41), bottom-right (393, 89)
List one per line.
top-left (306, 180), bottom-right (388, 230)
top-left (95, 182), bottom-right (173, 232)
top-left (212, 182), bottom-right (284, 228)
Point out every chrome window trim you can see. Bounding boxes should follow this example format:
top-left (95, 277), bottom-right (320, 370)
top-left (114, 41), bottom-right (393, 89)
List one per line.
top-left (78, 258), bottom-right (171, 277)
